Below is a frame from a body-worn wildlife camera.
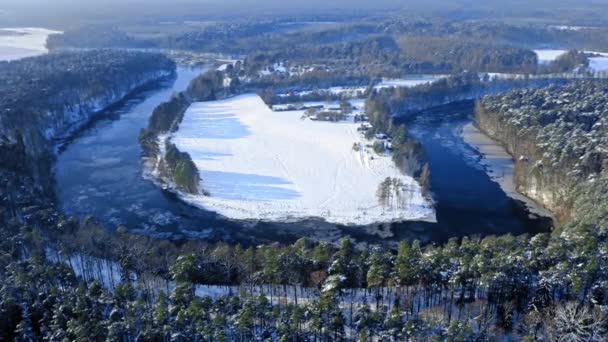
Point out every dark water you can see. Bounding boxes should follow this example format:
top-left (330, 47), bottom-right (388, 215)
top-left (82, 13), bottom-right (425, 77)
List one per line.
top-left (386, 102), bottom-right (551, 243)
top-left (55, 69), bottom-right (551, 247)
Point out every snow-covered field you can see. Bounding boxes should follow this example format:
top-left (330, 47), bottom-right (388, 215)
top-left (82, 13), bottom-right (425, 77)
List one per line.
top-left (0, 27), bottom-right (61, 61)
top-left (172, 94), bottom-right (434, 225)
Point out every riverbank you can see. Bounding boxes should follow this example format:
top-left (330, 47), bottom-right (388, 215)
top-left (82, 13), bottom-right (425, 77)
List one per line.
top-left (474, 81), bottom-right (608, 226)
top-left (0, 51), bottom-right (176, 229)
top-left (460, 122), bottom-right (554, 220)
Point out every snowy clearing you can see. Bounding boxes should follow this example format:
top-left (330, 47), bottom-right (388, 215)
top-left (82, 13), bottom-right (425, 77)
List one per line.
top-left (534, 49), bottom-right (608, 72)
top-left (534, 49), bottom-right (568, 64)
top-left (588, 51), bottom-right (608, 72)
top-left (0, 27), bottom-right (61, 61)
top-left (375, 76), bottom-right (444, 89)
top-left (172, 94), bottom-right (435, 225)
top-left (275, 76), bottom-right (443, 98)
top-left (272, 99), bottom-right (365, 113)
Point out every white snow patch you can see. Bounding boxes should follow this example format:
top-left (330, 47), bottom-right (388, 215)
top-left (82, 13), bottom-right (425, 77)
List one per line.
top-left (587, 51), bottom-right (608, 72)
top-left (0, 27), bottom-right (62, 61)
top-left (275, 76), bottom-right (443, 99)
top-left (550, 25), bottom-right (589, 31)
top-left (272, 99), bottom-right (365, 114)
top-left (172, 94), bottom-right (435, 225)
top-left (534, 49), bottom-right (608, 72)
top-left (534, 49), bottom-right (567, 64)
top-left (375, 76), bottom-right (444, 89)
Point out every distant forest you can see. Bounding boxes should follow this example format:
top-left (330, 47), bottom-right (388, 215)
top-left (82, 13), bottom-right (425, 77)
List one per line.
top-left (47, 20), bottom-right (608, 76)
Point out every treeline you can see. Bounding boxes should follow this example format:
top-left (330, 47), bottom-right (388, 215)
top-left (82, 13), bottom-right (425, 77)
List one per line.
top-left (369, 71), bottom-right (576, 117)
top-left (244, 35), bottom-right (540, 77)
top-left (46, 26), bottom-right (155, 50)
top-left (0, 50), bottom-right (174, 119)
top-left (380, 19), bottom-right (608, 52)
top-left (1, 208), bottom-right (607, 340)
top-left (397, 36), bottom-right (539, 74)
top-left (46, 21), bottom-right (378, 55)
top-left (140, 67), bottom-right (240, 194)
top-left (476, 80), bottom-right (608, 225)
top-left (365, 94), bottom-right (426, 179)
top-left (163, 143), bottom-right (201, 194)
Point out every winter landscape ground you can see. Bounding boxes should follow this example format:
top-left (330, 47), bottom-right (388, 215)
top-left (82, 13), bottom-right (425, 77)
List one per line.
top-left (172, 94), bottom-right (435, 225)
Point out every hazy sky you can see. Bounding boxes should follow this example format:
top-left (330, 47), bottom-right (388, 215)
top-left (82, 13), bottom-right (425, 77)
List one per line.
top-left (1, 0), bottom-right (606, 27)
top-left (0, 0), bottom-right (391, 26)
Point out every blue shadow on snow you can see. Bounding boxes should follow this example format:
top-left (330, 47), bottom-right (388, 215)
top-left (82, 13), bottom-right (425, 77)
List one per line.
top-left (183, 112), bottom-right (250, 140)
top-left (201, 171), bottom-right (300, 201)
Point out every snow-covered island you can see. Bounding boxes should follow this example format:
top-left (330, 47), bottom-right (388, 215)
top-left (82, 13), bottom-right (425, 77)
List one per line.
top-left (169, 94), bottom-right (435, 225)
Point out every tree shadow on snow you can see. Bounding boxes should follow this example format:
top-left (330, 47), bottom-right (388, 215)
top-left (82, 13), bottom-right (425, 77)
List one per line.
top-left (201, 171), bottom-right (300, 201)
top-left (180, 112), bottom-right (250, 140)
top-left (188, 151), bottom-right (233, 161)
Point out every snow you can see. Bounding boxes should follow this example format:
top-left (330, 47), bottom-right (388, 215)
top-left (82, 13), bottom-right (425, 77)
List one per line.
top-left (275, 76), bottom-right (443, 98)
top-left (375, 76), bottom-right (443, 89)
top-left (534, 49), bottom-right (567, 64)
top-left (272, 99), bottom-right (365, 113)
top-left (534, 49), bottom-right (608, 72)
top-left (171, 94), bottom-right (435, 225)
top-left (0, 27), bottom-right (62, 61)
top-left (328, 86), bottom-right (368, 96)
top-left (550, 25), bottom-right (589, 31)
top-left (324, 77), bottom-right (442, 95)
top-left (259, 62), bottom-right (288, 76)
top-left (587, 51), bottom-right (608, 72)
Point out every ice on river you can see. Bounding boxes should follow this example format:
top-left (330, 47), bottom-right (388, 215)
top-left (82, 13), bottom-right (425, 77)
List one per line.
top-left (172, 94), bottom-right (435, 225)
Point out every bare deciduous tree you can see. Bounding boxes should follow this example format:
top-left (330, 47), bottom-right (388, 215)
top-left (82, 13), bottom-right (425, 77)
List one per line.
top-left (548, 302), bottom-right (606, 341)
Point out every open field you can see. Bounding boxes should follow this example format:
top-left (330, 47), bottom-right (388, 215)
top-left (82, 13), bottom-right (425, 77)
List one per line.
top-left (172, 94), bottom-right (435, 225)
